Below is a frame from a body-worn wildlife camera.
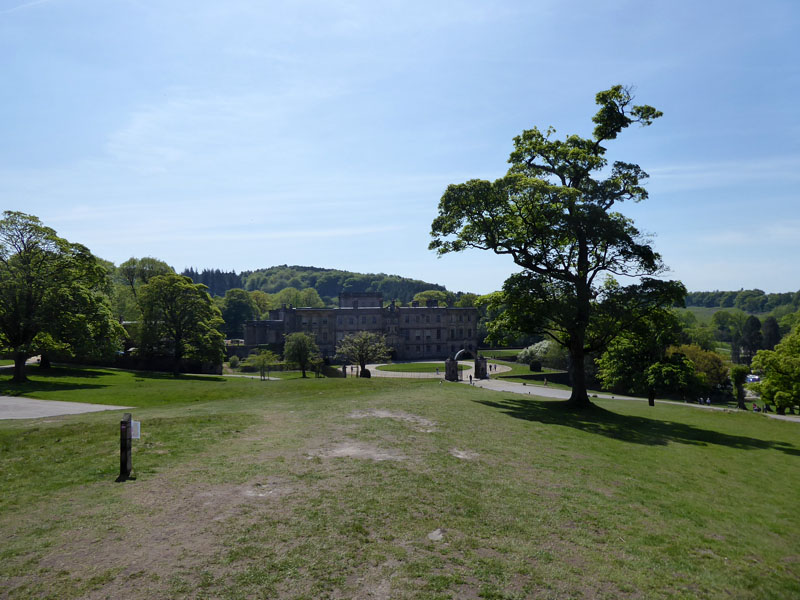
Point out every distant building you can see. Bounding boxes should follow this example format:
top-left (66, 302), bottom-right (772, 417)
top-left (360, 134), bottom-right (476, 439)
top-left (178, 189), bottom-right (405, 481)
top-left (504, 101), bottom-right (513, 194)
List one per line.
top-left (243, 292), bottom-right (479, 360)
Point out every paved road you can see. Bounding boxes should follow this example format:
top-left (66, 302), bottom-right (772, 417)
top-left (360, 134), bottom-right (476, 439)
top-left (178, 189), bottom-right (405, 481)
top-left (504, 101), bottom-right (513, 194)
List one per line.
top-left (0, 396), bottom-right (133, 420)
top-left (467, 378), bottom-right (800, 422)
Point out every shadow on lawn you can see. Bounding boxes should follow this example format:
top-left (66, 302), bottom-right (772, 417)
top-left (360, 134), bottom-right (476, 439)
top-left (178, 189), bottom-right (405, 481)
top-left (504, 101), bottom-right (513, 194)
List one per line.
top-left (475, 396), bottom-right (800, 456)
top-left (0, 366), bottom-right (225, 396)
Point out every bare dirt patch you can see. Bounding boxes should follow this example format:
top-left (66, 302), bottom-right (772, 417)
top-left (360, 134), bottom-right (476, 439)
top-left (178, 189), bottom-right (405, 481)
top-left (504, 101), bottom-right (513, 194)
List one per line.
top-left (348, 409), bottom-right (437, 432)
top-left (449, 448), bottom-right (479, 460)
top-left (311, 441), bottom-right (406, 462)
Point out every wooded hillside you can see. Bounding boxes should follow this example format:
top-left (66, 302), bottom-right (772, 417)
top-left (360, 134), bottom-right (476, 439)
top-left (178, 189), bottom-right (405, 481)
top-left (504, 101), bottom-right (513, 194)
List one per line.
top-left (182, 265), bottom-right (447, 303)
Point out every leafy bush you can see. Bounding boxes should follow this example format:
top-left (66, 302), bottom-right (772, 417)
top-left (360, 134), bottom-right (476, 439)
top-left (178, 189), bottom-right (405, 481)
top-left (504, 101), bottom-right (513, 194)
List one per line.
top-left (229, 355), bottom-right (240, 369)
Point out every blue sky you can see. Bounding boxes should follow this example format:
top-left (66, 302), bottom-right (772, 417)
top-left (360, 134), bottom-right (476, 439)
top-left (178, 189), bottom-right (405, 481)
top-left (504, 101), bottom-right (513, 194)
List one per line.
top-left (2, 0), bottom-right (798, 294)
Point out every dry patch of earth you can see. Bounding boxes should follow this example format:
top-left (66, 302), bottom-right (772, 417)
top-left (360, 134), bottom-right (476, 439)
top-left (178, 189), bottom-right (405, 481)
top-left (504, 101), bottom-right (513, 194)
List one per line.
top-left (449, 448), bottom-right (479, 460)
top-left (310, 441), bottom-right (406, 462)
top-left (348, 409), bottom-right (437, 432)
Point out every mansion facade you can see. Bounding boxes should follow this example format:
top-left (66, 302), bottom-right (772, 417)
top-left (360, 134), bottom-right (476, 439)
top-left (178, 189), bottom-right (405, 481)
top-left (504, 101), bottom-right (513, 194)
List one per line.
top-left (243, 292), bottom-right (479, 360)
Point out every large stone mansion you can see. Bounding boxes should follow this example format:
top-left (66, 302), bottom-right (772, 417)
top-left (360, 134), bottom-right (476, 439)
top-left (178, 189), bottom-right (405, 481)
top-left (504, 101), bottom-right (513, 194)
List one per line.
top-left (243, 292), bottom-right (479, 360)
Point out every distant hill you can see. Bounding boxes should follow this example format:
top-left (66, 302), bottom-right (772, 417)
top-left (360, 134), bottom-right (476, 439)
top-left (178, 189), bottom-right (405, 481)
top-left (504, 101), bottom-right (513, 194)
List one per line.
top-left (685, 289), bottom-right (800, 314)
top-left (182, 265), bottom-right (448, 303)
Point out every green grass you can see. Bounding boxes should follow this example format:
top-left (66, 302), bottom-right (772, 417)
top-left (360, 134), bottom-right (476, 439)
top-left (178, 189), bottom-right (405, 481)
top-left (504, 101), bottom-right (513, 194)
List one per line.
top-left (683, 306), bottom-right (726, 324)
top-left (1, 368), bottom-right (799, 599)
top-left (489, 358), bottom-right (580, 389)
top-left (377, 362), bottom-right (466, 373)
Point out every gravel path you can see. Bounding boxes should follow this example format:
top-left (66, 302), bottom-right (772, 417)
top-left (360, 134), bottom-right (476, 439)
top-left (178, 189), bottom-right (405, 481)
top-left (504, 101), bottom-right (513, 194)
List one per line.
top-left (0, 396), bottom-right (133, 420)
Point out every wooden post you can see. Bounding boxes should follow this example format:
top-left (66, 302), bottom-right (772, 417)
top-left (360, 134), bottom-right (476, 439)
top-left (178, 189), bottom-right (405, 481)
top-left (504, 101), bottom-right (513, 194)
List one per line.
top-left (116, 412), bottom-right (132, 482)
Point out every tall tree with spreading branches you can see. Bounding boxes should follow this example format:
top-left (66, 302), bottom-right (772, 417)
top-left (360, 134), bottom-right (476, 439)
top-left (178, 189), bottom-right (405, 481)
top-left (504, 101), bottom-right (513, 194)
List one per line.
top-left (430, 86), bottom-right (685, 408)
top-left (0, 211), bottom-right (123, 382)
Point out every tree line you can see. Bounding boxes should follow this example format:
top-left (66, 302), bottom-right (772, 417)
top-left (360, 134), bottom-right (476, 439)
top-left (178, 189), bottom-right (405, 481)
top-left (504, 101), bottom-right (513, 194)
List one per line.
top-left (684, 289), bottom-right (800, 313)
top-left (181, 265), bottom-right (449, 305)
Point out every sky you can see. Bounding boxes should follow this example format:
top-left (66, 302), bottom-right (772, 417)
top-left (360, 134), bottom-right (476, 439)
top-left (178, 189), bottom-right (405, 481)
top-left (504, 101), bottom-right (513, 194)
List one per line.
top-left (1, 0), bottom-right (798, 295)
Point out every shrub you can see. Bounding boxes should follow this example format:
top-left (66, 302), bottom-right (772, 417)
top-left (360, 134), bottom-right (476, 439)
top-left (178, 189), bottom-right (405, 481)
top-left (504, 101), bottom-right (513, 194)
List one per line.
top-left (229, 355), bottom-right (240, 369)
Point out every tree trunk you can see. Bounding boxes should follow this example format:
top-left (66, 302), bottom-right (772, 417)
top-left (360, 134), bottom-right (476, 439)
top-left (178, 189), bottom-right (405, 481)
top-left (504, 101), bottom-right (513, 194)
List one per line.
top-left (736, 385), bottom-right (747, 410)
top-left (566, 341), bottom-right (592, 409)
top-left (39, 353), bottom-right (51, 370)
top-left (648, 388), bottom-right (655, 407)
top-left (12, 352), bottom-right (28, 383)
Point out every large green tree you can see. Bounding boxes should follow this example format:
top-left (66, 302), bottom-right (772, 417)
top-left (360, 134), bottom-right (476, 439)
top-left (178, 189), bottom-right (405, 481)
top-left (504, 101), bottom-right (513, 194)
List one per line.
top-left (430, 86), bottom-right (684, 408)
top-left (221, 288), bottom-right (258, 339)
top-left (335, 331), bottom-right (392, 377)
top-left (138, 274), bottom-right (225, 374)
top-left (283, 332), bottom-right (320, 378)
top-left (751, 327), bottom-right (800, 415)
top-left (595, 309), bottom-right (682, 405)
top-left (0, 211), bottom-right (123, 382)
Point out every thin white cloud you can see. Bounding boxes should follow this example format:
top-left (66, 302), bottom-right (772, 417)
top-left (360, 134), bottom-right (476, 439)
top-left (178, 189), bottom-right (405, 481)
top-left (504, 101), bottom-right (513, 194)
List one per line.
top-left (0, 0), bottom-right (59, 14)
top-left (702, 221), bottom-right (800, 247)
top-left (648, 156), bottom-right (800, 192)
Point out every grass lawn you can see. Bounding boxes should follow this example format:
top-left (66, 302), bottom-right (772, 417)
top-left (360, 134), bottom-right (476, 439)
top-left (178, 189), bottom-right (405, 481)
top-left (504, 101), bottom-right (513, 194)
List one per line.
top-left (489, 359), bottom-right (584, 390)
top-left (377, 362), bottom-right (466, 373)
top-left (1, 368), bottom-right (799, 599)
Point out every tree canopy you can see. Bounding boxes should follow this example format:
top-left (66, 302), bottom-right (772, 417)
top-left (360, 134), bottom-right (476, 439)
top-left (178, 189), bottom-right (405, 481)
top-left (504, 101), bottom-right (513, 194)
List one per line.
top-left (138, 273), bottom-right (225, 374)
top-left (283, 332), bottom-right (320, 378)
top-left (335, 331), bottom-right (393, 376)
top-left (430, 86), bottom-right (685, 408)
top-left (221, 288), bottom-right (258, 339)
top-left (0, 211), bottom-right (123, 382)
top-left (751, 327), bottom-right (800, 415)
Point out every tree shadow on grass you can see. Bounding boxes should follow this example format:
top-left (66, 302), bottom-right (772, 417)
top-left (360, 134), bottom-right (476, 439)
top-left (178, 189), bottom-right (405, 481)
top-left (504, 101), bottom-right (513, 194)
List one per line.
top-left (128, 370), bottom-right (226, 383)
top-left (0, 366), bottom-right (226, 399)
top-left (0, 366), bottom-right (112, 395)
top-left (474, 396), bottom-right (800, 456)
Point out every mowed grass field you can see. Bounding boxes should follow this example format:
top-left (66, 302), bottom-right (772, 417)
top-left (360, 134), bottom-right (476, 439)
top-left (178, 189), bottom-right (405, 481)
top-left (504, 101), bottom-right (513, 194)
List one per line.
top-left (1, 367), bottom-right (799, 599)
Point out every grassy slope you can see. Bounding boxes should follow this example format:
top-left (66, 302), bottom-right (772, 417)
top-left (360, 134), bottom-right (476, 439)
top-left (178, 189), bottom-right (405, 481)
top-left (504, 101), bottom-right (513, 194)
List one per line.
top-left (1, 370), bottom-right (798, 599)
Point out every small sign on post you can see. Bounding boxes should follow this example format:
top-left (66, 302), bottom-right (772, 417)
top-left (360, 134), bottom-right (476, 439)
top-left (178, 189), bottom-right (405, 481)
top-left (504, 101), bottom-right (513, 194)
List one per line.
top-left (131, 420), bottom-right (141, 440)
top-left (116, 412), bottom-right (135, 482)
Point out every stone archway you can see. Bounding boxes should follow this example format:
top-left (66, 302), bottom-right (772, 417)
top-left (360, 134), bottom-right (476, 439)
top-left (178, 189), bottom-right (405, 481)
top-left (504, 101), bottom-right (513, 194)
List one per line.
top-left (453, 348), bottom-right (475, 361)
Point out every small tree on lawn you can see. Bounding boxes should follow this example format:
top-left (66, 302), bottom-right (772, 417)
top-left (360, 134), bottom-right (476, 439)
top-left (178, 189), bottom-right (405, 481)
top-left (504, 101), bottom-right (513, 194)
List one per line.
top-left (335, 331), bottom-right (392, 377)
top-left (283, 332), bottom-right (320, 378)
top-left (248, 349), bottom-right (279, 381)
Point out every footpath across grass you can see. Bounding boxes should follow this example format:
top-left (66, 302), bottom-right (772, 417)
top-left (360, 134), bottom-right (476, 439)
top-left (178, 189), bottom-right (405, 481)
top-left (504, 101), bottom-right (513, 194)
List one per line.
top-left (1, 369), bottom-right (799, 599)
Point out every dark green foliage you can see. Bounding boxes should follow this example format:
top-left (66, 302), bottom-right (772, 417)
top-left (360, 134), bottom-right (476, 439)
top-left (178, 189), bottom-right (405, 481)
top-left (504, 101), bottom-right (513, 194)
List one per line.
top-left (740, 315), bottom-right (763, 364)
top-left (730, 364), bottom-right (749, 410)
top-left (241, 265), bottom-right (447, 304)
top-left (182, 267), bottom-right (242, 297)
top-left (139, 274), bottom-right (225, 374)
top-left (685, 289), bottom-right (800, 313)
top-left (751, 327), bottom-right (800, 415)
top-left (220, 288), bottom-right (258, 339)
top-left (596, 310), bottom-right (683, 397)
top-left (762, 316), bottom-right (781, 350)
top-left (283, 331), bottom-right (320, 378)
